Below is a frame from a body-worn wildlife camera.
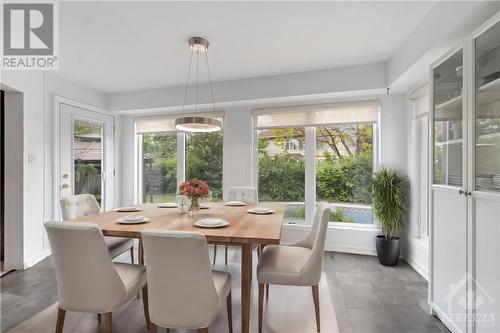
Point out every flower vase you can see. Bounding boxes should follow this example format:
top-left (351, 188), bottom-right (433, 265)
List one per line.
top-left (188, 197), bottom-right (200, 217)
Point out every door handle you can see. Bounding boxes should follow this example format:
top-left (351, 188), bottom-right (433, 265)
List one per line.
top-left (62, 183), bottom-right (71, 189)
top-left (458, 189), bottom-right (472, 197)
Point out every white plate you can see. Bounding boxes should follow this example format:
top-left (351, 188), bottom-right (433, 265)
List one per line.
top-left (194, 218), bottom-right (229, 228)
top-left (114, 206), bottom-right (142, 212)
top-left (225, 201), bottom-right (246, 206)
top-left (123, 214), bottom-right (145, 222)
top-left (158, 202), bottom-right (177, 208)
top-left (200, 203), bottom-right (210, 209)
top-left (247, 207), bottom-right (274, 215)
top-left (117, 217), bottom-right (150, 224)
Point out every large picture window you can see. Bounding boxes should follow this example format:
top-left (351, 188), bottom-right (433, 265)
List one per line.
top-left (315, 125), bottom-right (374, 224)
top-left (137, 113), bottom-right (224, 204)
top-left (142, 133), bottom-right (177, 203)
top-left (186, 132), bottom-right (223, 201)
top-left (254, 102), bottom-right (379, 225)
top-left (257, 128), bottom-right (305, 223)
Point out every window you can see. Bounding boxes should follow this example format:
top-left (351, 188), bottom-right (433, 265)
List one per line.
top-left (74, 119), bottom-right (103, 205)
top-left (254, 101), bottom-right (380, 225)
top-left (257, 128), bottom-right (305, 223)
top-left (410, 85), bottom-right (430, 238)
top-left (315, 124), bottom-right (374, 224)
top-left (186, 132), bottom-right (223, 201)
top-left (136, 113), bottom-right (224, 203)
top-left (142, 133), bottom-right (177, 203)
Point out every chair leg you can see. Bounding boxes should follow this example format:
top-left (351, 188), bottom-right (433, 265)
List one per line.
top-left (55, 307), bottom-right (66, 333)
top-left (258, 283), bottom-right (265, 333)
top-left (265, 284), bottom-right (269, 301)
top-left (104, 312), bottom-right (112, 333)
top-left (312, 284), bottom-right (320, 332)
top-left (213, 245), bottom-right (217, 265)
top-left (225, 245), bottom-right (228, 265)
top-left (142, 285), bottom-right (150, 329)
top-left (149, 322), bottom-right (157, 333)
top-left (130, 247), bottom-right (134, 264)
top-left (226, 291), bottom-right (233, 333)
top-left (198, 328), bottom-right (208, 333)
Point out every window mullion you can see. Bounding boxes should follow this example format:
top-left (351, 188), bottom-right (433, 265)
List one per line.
top-left (305, 127), bottom-right (316, 224)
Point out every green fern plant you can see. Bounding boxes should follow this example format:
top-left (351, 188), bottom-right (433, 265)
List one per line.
top-left (372, 169), bottom-right (408, 240)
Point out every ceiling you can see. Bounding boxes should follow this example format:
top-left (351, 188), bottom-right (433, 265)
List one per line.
top-left (57, 1), bottom-right (436, 93)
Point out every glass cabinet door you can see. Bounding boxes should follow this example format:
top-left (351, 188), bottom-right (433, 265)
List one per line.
top-left (475, 20), bottom-right (500, 192)
top-left (433, 49), bottom-right (464, 187)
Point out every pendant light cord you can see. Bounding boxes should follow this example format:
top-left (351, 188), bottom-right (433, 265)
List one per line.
top-left (205, 51), bottom-right (217, 116)
top-left (182, 50), bottom-right (194, 113)
top-left (195, 50), bottom-right (199, 113)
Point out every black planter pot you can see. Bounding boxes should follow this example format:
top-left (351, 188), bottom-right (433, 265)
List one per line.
top-left (375, 235), bottom-right (400, 266)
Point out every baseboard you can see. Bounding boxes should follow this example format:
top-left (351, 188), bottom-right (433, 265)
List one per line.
top-left (404, 238), bottom-right (428, 280)
top-left (406, 255), bottom-right (428, 280)
top-left (23, 248), bottom-right (52, 269)
top-left (429, 302), bottom-right (463, 333)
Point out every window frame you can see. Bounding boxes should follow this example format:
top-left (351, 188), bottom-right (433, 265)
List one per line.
top-left (410, 85), bottom-right (431, 240)
top-left (254, 107), bottom-right (381, 228)
top-left (136, 130), bottom-right (224, 204)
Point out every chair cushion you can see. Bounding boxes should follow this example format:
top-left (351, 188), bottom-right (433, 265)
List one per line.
top-left (257, 245), bottom-right (312, 285)
top-left (105, 236), bottom-right (134, 259)
top-left (212, 270), bottom-right (231, 300)
top-left (114, 262), bottom-right (147, 302)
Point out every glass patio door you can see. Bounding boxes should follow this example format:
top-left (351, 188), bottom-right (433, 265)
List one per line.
top-left (58, 103), bottom-right (115, 214)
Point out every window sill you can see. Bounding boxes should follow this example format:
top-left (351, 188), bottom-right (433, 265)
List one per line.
top-left (284, 222), bottom-right (381, 232)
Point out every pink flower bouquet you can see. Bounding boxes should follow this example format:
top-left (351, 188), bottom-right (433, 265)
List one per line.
top-left (179, 178), bottom-right (210, 199)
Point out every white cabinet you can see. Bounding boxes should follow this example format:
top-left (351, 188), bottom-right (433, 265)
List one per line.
top-left (430, 12), bottom-right (500, 333)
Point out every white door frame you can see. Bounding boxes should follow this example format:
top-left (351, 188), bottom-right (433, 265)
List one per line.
top-left (53, 96), bottom-right (116, 219)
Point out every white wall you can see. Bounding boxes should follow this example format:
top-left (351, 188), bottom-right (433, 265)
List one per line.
top-left (388, 2), bottom-right (500, 92)
top-left (2, 71), bottom-right (46, 268)
top-left (380, 93), bottom-right (408, 173)
top-left (108, 62), bottom-right (387, 113)
top-left (222, 107), bottom-right (255, 201)
top-left (1, 71), bottom-right (107, 268)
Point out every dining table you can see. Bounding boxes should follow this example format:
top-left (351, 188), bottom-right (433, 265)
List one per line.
top-left (71, 202), bottom-right (286, 333)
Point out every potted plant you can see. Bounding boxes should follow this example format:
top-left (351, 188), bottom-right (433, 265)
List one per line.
top-left (372, 168), bottom-right (408, 266)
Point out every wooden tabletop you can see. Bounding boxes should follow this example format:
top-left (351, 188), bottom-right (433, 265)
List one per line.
top-left (71, 202), bottom-right (285, 245)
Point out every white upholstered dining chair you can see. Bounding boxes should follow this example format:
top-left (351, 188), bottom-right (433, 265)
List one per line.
top-left (257, 203), bottom-right (331, 333)
top-left (45, 221), bottom-right (149, 333)
top-left (60, 194), bottom-right (134, 261)
top-left (142, 230), bottom-right (233, 333)
top-left (213, 187), bottom-right (259, 265)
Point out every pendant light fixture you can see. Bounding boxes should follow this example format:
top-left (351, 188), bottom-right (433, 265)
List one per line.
top-left (175, 36), bottom-right (222, 132)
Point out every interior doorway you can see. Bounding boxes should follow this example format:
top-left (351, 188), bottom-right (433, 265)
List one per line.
top-left (1, 90), bottom-right (4, 273)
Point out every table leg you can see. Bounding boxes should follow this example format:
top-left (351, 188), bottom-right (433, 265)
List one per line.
top-left (241, 244), bottom-right (252, 333)
top-left (138, 238), bottom-right (144, 265)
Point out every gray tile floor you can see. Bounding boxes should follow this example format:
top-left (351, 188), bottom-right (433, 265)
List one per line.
top-left (323, 253), bottom-right (450, 333)
top-left (1, 251), bottom-right (450, 333)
